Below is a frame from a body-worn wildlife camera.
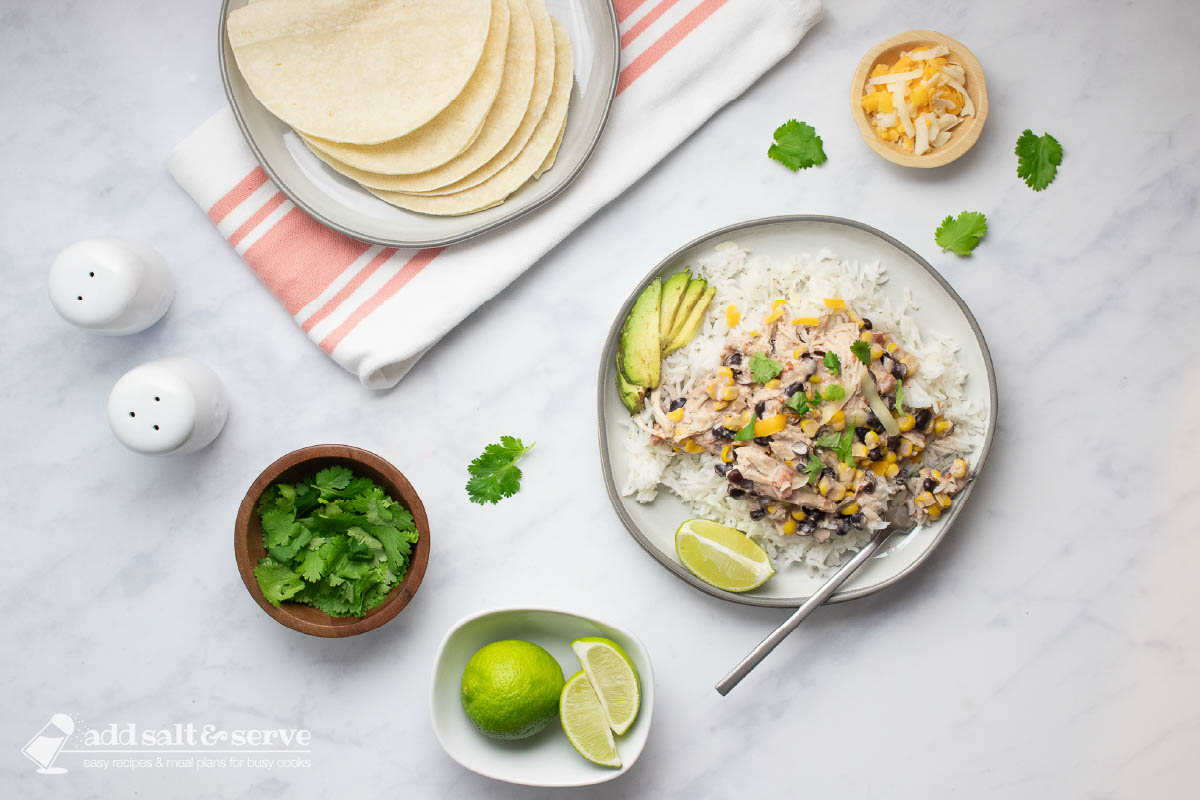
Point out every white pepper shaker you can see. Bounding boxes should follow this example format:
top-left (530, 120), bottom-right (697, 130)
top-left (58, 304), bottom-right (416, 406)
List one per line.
top-left (107, 358), bottom-right (228, 455)
top-left (48, 237), bottom-right (173, 334)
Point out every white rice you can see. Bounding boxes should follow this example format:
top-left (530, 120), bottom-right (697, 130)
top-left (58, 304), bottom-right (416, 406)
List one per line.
top-left (620, 242), bottom-right (986, 574)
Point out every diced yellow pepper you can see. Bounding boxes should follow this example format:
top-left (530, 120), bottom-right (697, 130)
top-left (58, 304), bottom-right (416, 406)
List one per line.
top-left (725, 304), bottom-right (740, 327)
top-left (823, 298), bottom-right (846, 310)
top-left (754, 414), bottom-right (787, 437)
top-left (792, 316), bottom-right (819, 326)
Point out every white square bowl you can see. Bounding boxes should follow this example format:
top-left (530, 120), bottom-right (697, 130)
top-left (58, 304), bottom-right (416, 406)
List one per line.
top-left (430, 607), bottom-right (653, 787)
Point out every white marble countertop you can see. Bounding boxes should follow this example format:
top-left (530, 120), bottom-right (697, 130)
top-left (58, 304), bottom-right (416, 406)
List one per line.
top-left (3, 0), bottom-right (1197, 796)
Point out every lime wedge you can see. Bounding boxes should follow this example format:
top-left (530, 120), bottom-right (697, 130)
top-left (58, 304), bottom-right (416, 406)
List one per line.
top-left (571, 637), bottom-right (640, 735)
top-left (560, 671), bottom-right (621, 768)
top-left (675, 518), bottom-right (775, 592)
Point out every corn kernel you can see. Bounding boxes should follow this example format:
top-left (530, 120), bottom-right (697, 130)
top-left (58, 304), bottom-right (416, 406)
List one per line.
top-left (818, 476), bottom-right (832, 496)
top-left (783, 519), bottom-right (797, 535)
top-left (683, 440), bottom-right (704, 454)
top-left (721, 386), bottom-right (738, 401)
top-left (851, 442), bottom-right (869, 459)
top-left (767, 505), bottom-right (778, 514)
top-left (915, 491), bottom-right (935, 507)
top-left (869, 344), bottom-right (884, 361)
top-left (886, 342), bottom-right (898, 354)
top-left (853, 468), bottom-right (864, 482)
top-left (901, 358), bottom-right (917, 377)
top-left (790, 510), bottom-right (807, 521)
top-left (725, 304), bottom-right (740, 327)
top-left (934, 418), bottom-right (953, 436)
top-left (705, 382), bottom-right (718, 400)
top-left (829, 487), bottom-right (846, 503)
top-left (926, 505), bottom-right (942, 520)
top-left (792, 316), bottom-right (819, 326)
top-left (718, 366), bottom-right (733, 380)
top-left (785, 459), bottom-right (795, 468)
top-left (840, 503), bottom-right (860, 516)
top-left (792, 347), bottom-right (807, 358)
top-left (724, 414), bottom-right (741, 429)
top-left (720, 445), bottom-right (734, 463)
top-left (897, 414), bottom-right (915, 432)
top-left (950, 458), bottom-right (968, 479)
top-left (713, 400), bottom-right (729, 411)
top-left (884, 463), bottom-right (900, 479)
top-left (809, 374), bottom-right (822, 385)
top-left (859, 330), bottom-right (873, 342)
top-left (829, 409), bottom-right (845, 431)
top-left (869, 461), bottom-right (888, 476)
top-left (750, 329), bottom-right (760, 337)
top-left (837, 463), bottom-right (854, 482)
top-left (765, 379), bottom-right (781, 390)
top-left (898, 439), bottom-right (914, 457)
top-left (885, 451), bottom-right (898, 464)
top-left (937, 493), bottom-right (952, 509)
top-left (864, 430), bottom-right (881, 448)
top-left (667, 408), bottom-right (684, 422)
top-left (823, 297), bottom-right (846, 310)
top-left (932, 469), bottom-right (942, 479)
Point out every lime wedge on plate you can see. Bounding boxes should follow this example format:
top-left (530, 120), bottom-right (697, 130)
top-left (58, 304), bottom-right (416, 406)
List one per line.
top-left (675, 518), bottom-right (775, 592)
top-left (571, 637), bottom-right (640, 735)
top-left (560, 671), bottom-right (622, 768)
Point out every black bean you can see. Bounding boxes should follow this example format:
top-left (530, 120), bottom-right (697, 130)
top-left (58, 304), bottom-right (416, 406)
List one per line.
top-left (753, 436), bottom-right (771, 447)
top-left (812, 349), bottom-right (825, 357)
top-left (866, 413), bottom-right (884, 432)
top-left (713, 426), bottom-right (735, 440)
top-left (785, 381), bottom-right (805, 396)
top-left (854, 427), bottom-right (868, 441)
top-left (836, 518), bottom-right (852, 535)
top-left (923, 477), bottom-right (937, 492)
top-left (861, 318), bottom-right (873, 330)
top-left (851, 512), bottom-right (866, 528)
top-left (799, 518), bottom-right (816, 532)
top-left (894, 468), bottom-right (910, 483)
top-left (868, 447), bottom-right (883, 461)
top-left (800, 352), bottom-right (813, 360)
top-left (723, 352), bottom-right (743, 365)
top-left (729, 487), bottom-right (745, 499)
top-left (807, 509), bottom-right (826, 522)
top-left (749, 508), bottom-right (766, 520)
top-left (892, 360), bottom-right (908, 380)
top-left (791, 442), bottom-right (810, 457)
top-left (915, 408), bottom-right (932, 430)
top-left (861, 480), bottom-right (875, 494)
top-left (727, 469), bottom-right (744, 485)
top-left (754, 400), bottom-right (767, 417)
top-left (821, 467), bottom-right (835, 479)
top-left (886, 435), bottom-right (901, 451)
top-left (714, 463), bottom-right (730, 477)
top-left (668, 397), bottom-right (687, 411)
top-left (885, 395), bottom-right (896, 410)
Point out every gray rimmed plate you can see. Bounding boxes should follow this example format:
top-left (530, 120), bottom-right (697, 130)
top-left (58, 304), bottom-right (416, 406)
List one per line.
top-left (597, 216), bottom-right (997, 607)
top-left (218, 0), bottom-right (618, 248)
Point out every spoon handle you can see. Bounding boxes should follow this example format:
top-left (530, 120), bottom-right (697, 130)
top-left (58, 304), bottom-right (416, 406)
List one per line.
top-left (715, 527), bottom-right (893, 695)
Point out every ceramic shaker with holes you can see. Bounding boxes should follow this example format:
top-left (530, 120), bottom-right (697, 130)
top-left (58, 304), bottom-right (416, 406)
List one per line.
top-left (47, 237), bottom-right (173, 334)
top-left (107, 358), bottom-right (228, 455)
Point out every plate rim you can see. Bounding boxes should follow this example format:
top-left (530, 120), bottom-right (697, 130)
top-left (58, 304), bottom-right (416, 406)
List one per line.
top-left (217, 0), bottom-right (620, 248)
top-left (596, 215), bottom-right (999, 608)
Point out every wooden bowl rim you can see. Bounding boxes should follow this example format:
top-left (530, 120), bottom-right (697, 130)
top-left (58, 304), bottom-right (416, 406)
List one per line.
top-left (234, 444), bottom-right (430, 638)
top-left (849, 29), bottom-right (989, 168)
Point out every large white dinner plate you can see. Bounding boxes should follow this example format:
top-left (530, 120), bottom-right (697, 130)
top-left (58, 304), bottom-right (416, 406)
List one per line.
top-left (597, 216), bottom-right (998, 607)
top-left (218, 0), bottom-right (618, 247)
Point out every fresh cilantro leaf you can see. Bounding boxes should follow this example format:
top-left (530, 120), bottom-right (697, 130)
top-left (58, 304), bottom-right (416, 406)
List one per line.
top-left (466, 436), bottom-right (535, 505)
top-left (786, 390), bottom-right (810, 415)
top-left (296, 550), bottom-right (326, 582)
top-left (749, 352), bottom-right (782, 383)
top-left (768, 119), bottom-right (827, 171)
top-left (260, 507), bottom-right (298, 548)
top-left (816, 427), bottom-right (855, 463)
top-left (824, 351), bottom-right (841, 376)
top-left (313, 465), bottom-right (353, 497)
top-left (895, 379), bottom-right (904, 414)
top-left (850, 340), bottom-right (871, 365)
top-left (935, 211), bottom-right (988, 256)
top-left (816, 432), bottom-right (842, 449)
top-left (803, 455), bottom-right (824, 486)
top-left (253, 560), bottom-right (304, 607)
top-left (823, 384), bottom-right (845, 402)
top-left (1015, 129), bottom-right (1062, 191)
top-left (734, 414), bottom-right (758, 441)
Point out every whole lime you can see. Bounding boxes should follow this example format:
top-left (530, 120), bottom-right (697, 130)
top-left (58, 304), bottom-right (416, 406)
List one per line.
top-left (460, 640), bottom-right (565, 740)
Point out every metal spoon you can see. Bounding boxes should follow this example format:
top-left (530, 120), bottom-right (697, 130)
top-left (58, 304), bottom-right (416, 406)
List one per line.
top-left (715, 499), bottom-right (916, 695)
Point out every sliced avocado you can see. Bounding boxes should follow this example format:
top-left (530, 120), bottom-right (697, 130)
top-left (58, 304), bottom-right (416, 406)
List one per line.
top-left (658, 269), bottom-right (691, 345)
top-left (664, 286), bottom-right (716, 354)
top-left (616, 366), bottom-right (646, 413)
top-left (619, 278), bottom-right (661, 388)
top-left (667, 278), bottom-right (707, 345)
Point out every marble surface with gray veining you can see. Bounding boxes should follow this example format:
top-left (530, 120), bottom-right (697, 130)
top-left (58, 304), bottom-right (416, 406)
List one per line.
top-left (2, 0), bottom-right (1197, 797)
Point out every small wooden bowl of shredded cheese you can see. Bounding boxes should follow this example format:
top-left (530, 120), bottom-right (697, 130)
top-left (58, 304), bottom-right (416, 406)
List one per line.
top-left (850, 30), bottom-right (988, 168)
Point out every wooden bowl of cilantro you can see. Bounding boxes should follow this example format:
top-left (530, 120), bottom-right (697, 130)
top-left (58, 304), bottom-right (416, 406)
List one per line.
top-left (234, 444), bottom-right (429, 637)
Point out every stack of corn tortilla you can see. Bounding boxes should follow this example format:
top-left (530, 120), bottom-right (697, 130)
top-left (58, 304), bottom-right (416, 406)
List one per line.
top-left (226, 0), bottom-right (572, 216)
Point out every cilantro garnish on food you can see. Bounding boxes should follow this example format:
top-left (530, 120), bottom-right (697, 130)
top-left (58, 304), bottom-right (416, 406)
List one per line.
top-left (786, 390), bottom-right (810, 415)
top-left (822, 384), bottom-right (845, 402)
top-left (1015, 129), bottom-right (1062, 191)
top-left (935, 211), bottom-right (988, 255)
top-left (749, 351), bottom-right (782, 383)
top-left (895, 379), bottom-right (904, 414)
top-left (467, 436), bottom-right (534, 505)
top-left (816, 427), bottom-right (855, 464)
top-left (823, 351), bottom-right (841, 376)
top-left (803, 454), bottom-right (823, 485)
top-left (768, 119), bottom-right (827, 171)
top-left (735, 414), bottom-right (758, 441)
top-left (253, 465), bottom-right (418, 617)
top-left (850, 340), bottom-right (871, 365)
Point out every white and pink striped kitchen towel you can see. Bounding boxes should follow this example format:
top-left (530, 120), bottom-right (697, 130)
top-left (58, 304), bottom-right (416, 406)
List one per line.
top-left (169, 0), bottom-right (821, 388)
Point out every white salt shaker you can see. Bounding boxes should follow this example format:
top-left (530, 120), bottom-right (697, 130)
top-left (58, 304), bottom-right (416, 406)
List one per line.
top-left (48, 237), bottom-right (173, 334)
top-left (107, 358), bottom-right (229, 455)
